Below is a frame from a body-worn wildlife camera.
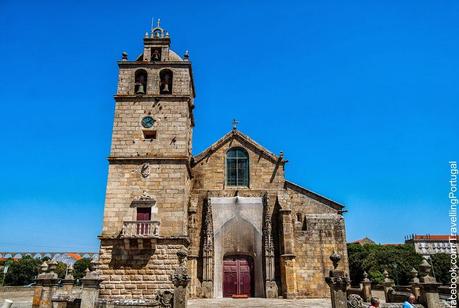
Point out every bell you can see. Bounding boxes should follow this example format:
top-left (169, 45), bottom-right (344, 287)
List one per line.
top-left (136, 83), bottom-right (145, 94)
top-left (162, 83), bottom-right (169, 93)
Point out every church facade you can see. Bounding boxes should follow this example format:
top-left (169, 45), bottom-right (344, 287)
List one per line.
top-left (98, 21), bottom-right (349, 301)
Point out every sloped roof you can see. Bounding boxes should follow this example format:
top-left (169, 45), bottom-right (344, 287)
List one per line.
top-left (193, 129), bottom-right (282, 165)
top-left (284, 180), bottom-right (344, 210)
top-left (193, 129), bottom-right (345, 211)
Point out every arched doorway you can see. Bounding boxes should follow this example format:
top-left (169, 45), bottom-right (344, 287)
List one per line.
top-left (223, 255), bottom-right (254, 297)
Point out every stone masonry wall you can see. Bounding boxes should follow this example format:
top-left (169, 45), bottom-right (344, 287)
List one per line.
top-left (102, 162), bottom-right (189, 237)
top-left (287, 187), bottom-right (348, 298)
top-left (192, 137), bottom-right (285, 191)
top-left (117, 66), bottom-right (192, 96)
top-left (98, 239), bottom-right (186, 300)
top-left (110, 100), bottom-right (192, 158)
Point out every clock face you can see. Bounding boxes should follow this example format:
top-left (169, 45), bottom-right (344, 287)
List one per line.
top-left (141, 116), bottom-right (155, 128)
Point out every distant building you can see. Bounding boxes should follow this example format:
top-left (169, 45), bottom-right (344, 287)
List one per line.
top-left (351, 237), bottom-right (376, 246)
top-left (405, 234), bottom-right (458, 258)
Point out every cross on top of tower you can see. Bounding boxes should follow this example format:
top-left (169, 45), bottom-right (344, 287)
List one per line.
top-left (232, 119), bottom-right (239, 130)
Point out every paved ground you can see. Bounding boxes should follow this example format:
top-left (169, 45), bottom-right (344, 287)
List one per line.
top-left (188, 298), bottom-right (331, 308)
top-left (0, 287), bottom-right (332, 308)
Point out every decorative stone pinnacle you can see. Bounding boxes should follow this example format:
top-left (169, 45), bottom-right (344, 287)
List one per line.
top-left (40, 261), bottom-right (48, 273)
top-left (419, 258), bottom-right (431, 277)
top-left (89, 259), bottom-right (99, 272)
top-left (122, 51), bottom-right (128, 61)
top-left (47, 260), bottom-right (57, 273)
top-left (184, 50), bottom-right (189, 60)
top-left (383, 269), bottom-right (389, 278)
top-left (177, 248), bottom-right (188, 267)
top-left (330, 251), bottom-right (341, 270)
top-left (362, 271), bottom-right (371, 283)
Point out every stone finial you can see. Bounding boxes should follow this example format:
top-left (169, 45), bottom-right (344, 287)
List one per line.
top-left (40, 261), bottom-right (48, 274)
top-left (419, 258), bottom-right (431, 277)
top-left (330, 251), bottom-right (341, 270)
top-left (410, 267), bottom-right (419, 284)
top-left (89, 259), bottom-right (99, 272)
top-left (362, 271), bottom-right (370, 283)
top-left (122, 51), bottom-right (128, 61)
top-left (419, 258), bottom-right (438, 284)
top-left (184, 50), bottom-right (189, 60)
top-left (65, 264), bottom-right (74, 280)
top-left (145, 31), bottom-right (149, 38)
top-left (47, 260), bottom-right (57, 273)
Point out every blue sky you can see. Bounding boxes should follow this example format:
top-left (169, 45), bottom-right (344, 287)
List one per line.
top-left (0, 0), bottom-right (457, 251)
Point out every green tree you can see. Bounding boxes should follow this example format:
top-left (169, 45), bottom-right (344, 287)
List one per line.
top-left (4, 256), bottom-right (41, 286)
top-left (73, 258), bottom-right (91, 280)
top-left (347, 243), bottom-right (424, 285)
top-left (56, 262), bottom-right (67, 279)
top-left (431, 253), bottom-right (453, 284)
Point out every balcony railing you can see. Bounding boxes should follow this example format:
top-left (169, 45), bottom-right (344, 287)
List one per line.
top-left (121, 220), bottom-right (160, 238)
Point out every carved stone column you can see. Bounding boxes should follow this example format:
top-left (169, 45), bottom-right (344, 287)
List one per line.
top-left (325, 252), bottom-right (350, 308)
top-left (172, 248), bottom-right (191, 308)
top-left (361, 271), bottom-right (372, 302)
top-left (80, 260), bottom-right (103, 308)
top-left (382, 269), bottom-right (395, 303)
top-left (201, 198), bottom-right (214, 298)
top-left (418, 259), bottom-right (442, 308)
top-left (263, 194), bottom-right (278, 298)
top-left (410, 267), bottom-right (421, 300)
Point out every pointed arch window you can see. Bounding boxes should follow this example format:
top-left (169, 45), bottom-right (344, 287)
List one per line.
top-left (226, 147), bottom-right (249, 187)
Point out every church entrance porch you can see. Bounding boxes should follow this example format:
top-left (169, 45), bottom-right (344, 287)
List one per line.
top-left (223, 255), bottom-right (254, 297)
top-left (209, 197), bottom-right (265, 298)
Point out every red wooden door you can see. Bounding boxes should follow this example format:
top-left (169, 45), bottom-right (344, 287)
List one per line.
top-left (136, 208), bottom-right (151, 235)
top-left (223, 256), bottom-right (253, 297)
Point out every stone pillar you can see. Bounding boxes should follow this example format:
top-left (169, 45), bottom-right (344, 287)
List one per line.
top-left (55, 264), bottom-right (75, 308)
top-left (80, 260), bottom-right (103, 308)
top-left (201, 198), bottom-right (213, 298)
top-left (325, 252), bottom-right (350, 308)
top-left (361, 271), bottom-right (372, 302)
top-left (279, 208), bottom-right (297, 299)
top-left (172, 248), bottom-right (191, 308)
top-left (418, 259), bottom-right (442, 308)
top-left (33, 260), bottom-right (59, 308)
top-left (409, 267), bottom-right (421, 300)
top-left (32, 262), bottom-right (48, 308)
top-left (263, 196), bottom-right (278, 298)
top-left (382, 269), bottom-right (395, 303)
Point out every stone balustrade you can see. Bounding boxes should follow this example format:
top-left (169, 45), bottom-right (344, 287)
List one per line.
top-left (121, 220), bottom-right (160, 238)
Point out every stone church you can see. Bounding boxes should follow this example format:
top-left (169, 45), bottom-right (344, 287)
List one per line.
top-left (98, 21), bottom-right (349, 301)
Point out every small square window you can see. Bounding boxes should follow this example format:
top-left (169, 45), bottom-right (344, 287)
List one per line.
top-left (143, 130), bottom-right (157, 140)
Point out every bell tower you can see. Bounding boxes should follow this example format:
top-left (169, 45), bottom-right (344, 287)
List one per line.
top-left (101, 19), bottom-right (195, 241)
